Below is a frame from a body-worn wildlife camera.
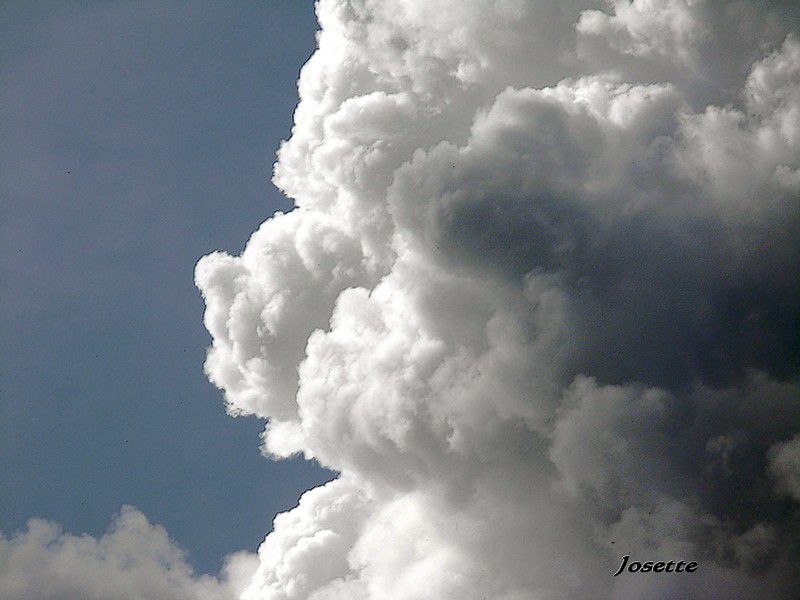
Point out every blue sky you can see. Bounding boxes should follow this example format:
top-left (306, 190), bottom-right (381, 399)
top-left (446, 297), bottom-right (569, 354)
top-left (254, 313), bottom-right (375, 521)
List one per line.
top-left (0, 1), bottom-right (332, 575)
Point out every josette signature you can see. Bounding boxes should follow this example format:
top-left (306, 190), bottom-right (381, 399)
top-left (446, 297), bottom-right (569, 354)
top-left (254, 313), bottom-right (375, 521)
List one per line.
top-left (613, 555), bottom-right (698, 577)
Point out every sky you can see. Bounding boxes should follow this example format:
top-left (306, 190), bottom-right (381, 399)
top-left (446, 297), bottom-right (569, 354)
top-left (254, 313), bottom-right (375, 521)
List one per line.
top-left (0, 0), bottom-right (332, 576)
top-left (2, 1), bottom-right (800, 600)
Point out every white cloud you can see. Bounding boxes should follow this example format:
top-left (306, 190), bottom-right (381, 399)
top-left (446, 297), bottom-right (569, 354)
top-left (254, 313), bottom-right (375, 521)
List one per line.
top-left (192, 1), bottom-right (800, 598)
top-left (0, 506), bottom-right (256, 600)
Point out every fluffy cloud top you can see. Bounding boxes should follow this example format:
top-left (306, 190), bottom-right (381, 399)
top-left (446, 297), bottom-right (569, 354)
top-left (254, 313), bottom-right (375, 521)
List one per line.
top-left (192, 1), bottom-right (800, 599)
top-left (0, 506), bottom-right (256, 600)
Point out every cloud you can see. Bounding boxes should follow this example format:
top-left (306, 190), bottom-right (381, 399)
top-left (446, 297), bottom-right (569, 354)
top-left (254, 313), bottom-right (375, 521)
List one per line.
top-left (0, 506), bottom-right (257, 600)
top-left (770, 433), bottom-right (800, 501)
top-left (8, 1), bottom-right (796, 598)
top-left (191, 1), bottom-right (800, 598)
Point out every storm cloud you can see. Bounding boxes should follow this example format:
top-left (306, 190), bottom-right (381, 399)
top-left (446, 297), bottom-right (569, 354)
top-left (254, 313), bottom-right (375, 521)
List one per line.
top-left (195, 1), bottom-right (800, 598)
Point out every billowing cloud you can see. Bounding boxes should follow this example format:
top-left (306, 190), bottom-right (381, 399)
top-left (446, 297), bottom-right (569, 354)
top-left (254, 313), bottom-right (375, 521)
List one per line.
top-left (193, 1), bottom-right (800, 599)
top-left (0, 506), bottom-right (256, 600)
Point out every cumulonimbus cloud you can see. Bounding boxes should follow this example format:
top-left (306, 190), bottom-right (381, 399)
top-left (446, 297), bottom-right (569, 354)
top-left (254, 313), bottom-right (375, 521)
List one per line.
top-left (195, 1), bottom-right (800, 598)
